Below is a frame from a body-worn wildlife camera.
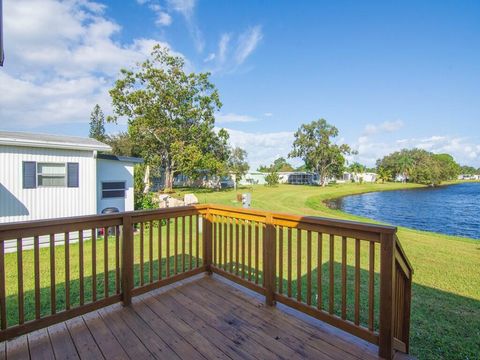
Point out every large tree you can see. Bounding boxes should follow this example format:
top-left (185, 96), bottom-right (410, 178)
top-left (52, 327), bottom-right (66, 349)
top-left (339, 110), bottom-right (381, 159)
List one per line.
top-left (228, 147), bottom-right (249, 189)
top-left (89, 104), bottom-right (106, 141)
top-left (108, 45), bottom-right (229, 190)
top-left (289, 119), bottom-right (354, 186)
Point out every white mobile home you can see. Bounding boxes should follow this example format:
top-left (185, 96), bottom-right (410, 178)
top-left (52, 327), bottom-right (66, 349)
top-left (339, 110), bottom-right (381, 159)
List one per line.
top-left (0, 131), bottom-right (142, 224)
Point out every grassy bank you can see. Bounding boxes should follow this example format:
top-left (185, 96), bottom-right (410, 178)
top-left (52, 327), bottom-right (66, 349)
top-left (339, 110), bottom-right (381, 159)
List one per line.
top-left (187, 182), bottom-right (480, 360)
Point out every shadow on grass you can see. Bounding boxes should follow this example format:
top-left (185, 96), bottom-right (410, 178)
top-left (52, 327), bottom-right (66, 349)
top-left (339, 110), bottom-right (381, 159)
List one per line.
top-left (4, 254), bottom-right (202, 327)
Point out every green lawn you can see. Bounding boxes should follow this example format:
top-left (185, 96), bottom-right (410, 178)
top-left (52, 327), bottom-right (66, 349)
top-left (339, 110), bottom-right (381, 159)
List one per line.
top-left (186, 182), bottom-right (480, 360)
top-left (2, 182), bottom-right (479, 359)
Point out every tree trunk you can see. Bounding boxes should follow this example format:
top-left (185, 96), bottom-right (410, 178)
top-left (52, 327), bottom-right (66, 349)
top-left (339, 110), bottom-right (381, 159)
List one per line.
top-left (164, 167), bottom-right (174, 192)
top-left (143, 165), bottom-right (151, 194)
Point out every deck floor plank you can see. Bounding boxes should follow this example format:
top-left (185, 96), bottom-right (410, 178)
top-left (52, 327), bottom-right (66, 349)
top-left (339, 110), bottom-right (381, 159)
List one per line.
top-left (82, 311), bottom-right (129, 360)
top-left (0, 275), bottom-right (412, 360)
top-left (27, 328), bottom-right (55, 360)
top-left (47, 322), bottom-right (80, 360)
top-left (65, 316), bottom-right (105, 360)
top-left (5, 334), bottom-right (29, 360)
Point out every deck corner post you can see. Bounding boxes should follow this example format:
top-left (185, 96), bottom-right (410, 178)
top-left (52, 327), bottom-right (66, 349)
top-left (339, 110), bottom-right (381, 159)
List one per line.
top-left (121, 214), bottom-right (134, 306)
top-left (264, 214), bottom-right (276, 306)
top-left (379, 232), bottom-right (395, 360)
top-left (203, 210), bottom-right (213, 274)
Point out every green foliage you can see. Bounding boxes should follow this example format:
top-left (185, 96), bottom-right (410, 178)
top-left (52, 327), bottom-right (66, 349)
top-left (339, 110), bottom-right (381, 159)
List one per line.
top-left (376, 149), bottom-right (461, 185)
top-left (257, 157), bottom-right (294, 173)
top-left (459, 165), bottom-right (479, 175)
top-left (135, 191), bottom-right (157, 210)
top-left (265, 171), bottom-right (280, 186)
top-left (348, 162), bottom-right (366, 175)
top-left (228, 147), bottom-right (249, 183)
top-left (289, 119), bottom-right (355, 186)
top-left (108, 45), bottom-right (229, 190)
top-left (89, 104), bottom-right (106, 142)
top-left (105, 131), bottom-right (138, 156)
top-left (377, 167), bottom-right (392, 183)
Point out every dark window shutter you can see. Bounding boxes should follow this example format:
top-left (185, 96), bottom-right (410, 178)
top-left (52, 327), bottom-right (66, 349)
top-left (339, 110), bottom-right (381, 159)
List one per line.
top-left (67, 162), bottom-right (79, 188)
top-left (23, 161), bottom-right (36, 189)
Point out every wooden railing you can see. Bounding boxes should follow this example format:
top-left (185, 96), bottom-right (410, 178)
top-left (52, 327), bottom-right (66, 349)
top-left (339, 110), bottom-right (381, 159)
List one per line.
top-left (0, 204), bottom-right (412, 359)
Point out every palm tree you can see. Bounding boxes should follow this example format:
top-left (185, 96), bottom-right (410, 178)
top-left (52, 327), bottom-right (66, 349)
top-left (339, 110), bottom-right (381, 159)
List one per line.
top-left (349, 162), bottom-right (366, 182)
top-left (397, 154), bottom-right (414, 182)
top-left (377, 167), bottom-right (392, 183)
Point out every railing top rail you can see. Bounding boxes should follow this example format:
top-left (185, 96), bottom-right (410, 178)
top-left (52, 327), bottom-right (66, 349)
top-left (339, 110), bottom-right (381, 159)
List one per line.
top-left (395, 235), bottom-right (414, 274)
top-left (207, 204), bottom-right (397, 235)
top-left (0, 205), bottom-right (208, 240)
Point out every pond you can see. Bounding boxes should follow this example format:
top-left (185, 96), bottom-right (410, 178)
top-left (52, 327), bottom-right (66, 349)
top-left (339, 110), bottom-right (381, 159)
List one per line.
top-left (327, 182), bottom-right (480, 239)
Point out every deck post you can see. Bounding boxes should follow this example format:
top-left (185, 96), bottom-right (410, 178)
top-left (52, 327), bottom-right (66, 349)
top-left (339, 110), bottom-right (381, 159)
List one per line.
top-left (379, 232), bottom-right (395, 359)
top-left (203, 210), bottom-right (213, 274)
top-left (264, 214), bottom-right (276, 306)
top-left (121, 215), bottom-right (134, 306)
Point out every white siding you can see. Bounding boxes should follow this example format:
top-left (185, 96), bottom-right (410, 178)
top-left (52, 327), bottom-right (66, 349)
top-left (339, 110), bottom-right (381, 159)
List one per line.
top-left (96, 159), bottom-right (135, 213)
top-left (0, 145), bottom-right (97, 223)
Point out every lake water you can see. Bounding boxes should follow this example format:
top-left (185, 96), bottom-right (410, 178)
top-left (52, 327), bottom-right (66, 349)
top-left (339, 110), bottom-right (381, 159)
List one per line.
top-left (327, 182), bottom-right (480, 239)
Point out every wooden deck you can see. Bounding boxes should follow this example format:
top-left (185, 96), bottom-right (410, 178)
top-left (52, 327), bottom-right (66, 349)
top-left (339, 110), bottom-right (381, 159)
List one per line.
top-left (0, 275), bottom-right (412, 360)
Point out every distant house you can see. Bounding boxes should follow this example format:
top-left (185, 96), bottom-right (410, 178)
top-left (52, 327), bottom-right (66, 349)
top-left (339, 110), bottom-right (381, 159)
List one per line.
top-left (342, 172), bottom-right (377, 183)
top-left (239, 172), bottom-right (268, 185)
top-left (0, 131), bottom-right (143, 223)
top-left (458, 174), bottom-right (480, 180)
top-left (278, 172), bottom-right (319, 185)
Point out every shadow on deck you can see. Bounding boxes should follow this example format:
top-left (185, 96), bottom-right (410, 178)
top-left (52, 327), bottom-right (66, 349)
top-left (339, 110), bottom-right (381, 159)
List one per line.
top-left (0, 274), bottom-right (412, 360)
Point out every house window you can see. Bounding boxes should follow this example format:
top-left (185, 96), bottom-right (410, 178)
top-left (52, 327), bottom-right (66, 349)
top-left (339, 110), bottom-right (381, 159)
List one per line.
top-left (102, 181), bottom-right (126, 198)
top-left (37, 163), bottom-right (66, 187)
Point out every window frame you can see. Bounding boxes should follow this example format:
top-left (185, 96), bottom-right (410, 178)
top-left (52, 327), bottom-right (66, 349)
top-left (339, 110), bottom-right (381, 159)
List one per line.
top-left (101, 181), bottom-right (127, 199)
top-left (37, 162), bottom-right (67, 188)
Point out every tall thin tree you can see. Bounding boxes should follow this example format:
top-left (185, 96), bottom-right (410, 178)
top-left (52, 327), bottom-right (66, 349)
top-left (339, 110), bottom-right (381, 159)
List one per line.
top-left (89, 104), bottom-right (106, 142)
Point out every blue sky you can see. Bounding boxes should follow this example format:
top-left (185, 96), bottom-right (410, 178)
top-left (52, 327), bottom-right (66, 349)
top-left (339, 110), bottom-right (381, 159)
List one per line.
top-left (1, 0), bottom-right (479, 169)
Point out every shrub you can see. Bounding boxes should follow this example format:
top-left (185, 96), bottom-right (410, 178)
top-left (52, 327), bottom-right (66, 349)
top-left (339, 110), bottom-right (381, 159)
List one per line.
top-left (265, 171), bottom-right (280, 186)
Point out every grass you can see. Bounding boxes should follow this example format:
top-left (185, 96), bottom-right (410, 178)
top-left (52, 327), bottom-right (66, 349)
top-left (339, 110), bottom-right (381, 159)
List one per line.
top-left (3, 182), bottom-right (479, 359)
top-left (186, 182), bottom-right (480, 360)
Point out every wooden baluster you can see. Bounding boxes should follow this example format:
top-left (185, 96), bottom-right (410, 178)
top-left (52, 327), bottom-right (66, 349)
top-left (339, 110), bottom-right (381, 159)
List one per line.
top-left (287, 228), bottom-right (292, 297)
top-left (202, 213), bottom-right (213, 272)
top-left (65, 232), bottom-right (70, 310)
top-left (34, 236), bottom-right (40, 319)
top-left (0, 241), bottom-right (6, 330)
top-left (149, 221), bottom-right (154, 282)
top-left (104, 228), bottom-right (109, 298)
top-left (241, 220), bottom-right (246, 279)
top-left (182, 217), bottom-right (186, 273)
top-left (50, 234), bottom-right (56, 313)
top-left (307, 231), bottom-right (312, 306)
top-left (189, 215), bottom-right (193, 270)
top-left (235, 219), bottom-right (240, 276)
top-left (196, 215), bottom-right (200, 267)
top-left (212, 217), bottom-right (217, 267)
top-left (262, 223), bottom-right (266, 288)
top-left (17, 238), bottom-right (24, 324)
top-left (224, 217), bottom-right (228, 271)
top-left (158, 220), bottom-right (163, 280)
top-left (121, 215), bottom-right (134, 306)
top-left (174, 217), bottom-right (178, 275)
top-left (248, 221), bottom-right (252, 281)
top-left (278, 227), bottom-right (283, 294)
top-left (296, 229), bottom-right (302, 302)
top-left (317, 232), bottom-right (323, 310)
top-left (379, 233), bottom-right (395, 360)
top-left (166, 218), bottom-right (170, 277)
top-left (115, 226), bottom-right (120, 294)
top-left (368, 241), bottom-right (375, 331)
top-left (140, 222), bottom-right (144, 285)
top-left (341, 236), bottom-right (347, 319)
top-left (255, 222), bottom-right (259, 284)
top-left (92, 229), bottom-right (97, 302)
top-left (229, 218), bottom-right (234, 273)
top-left (218, 217), bottom-right (223, 269)
top-left (355, 238), bottom-right (361, 325)
top-left (329, 234), bottom-right (334, 314)
top-left (79, 231), bottom-right (84, 305)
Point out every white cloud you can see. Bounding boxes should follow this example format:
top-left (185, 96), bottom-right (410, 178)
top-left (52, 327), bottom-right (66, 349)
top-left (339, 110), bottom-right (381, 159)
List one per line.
top-left (264, 112), bottom-right (273, 117)
top-left (167, 0), bottom-right (204, 52)
top-left (136, 1), bottom-right (172, 27)
top-left (216, 113), bottom-right (257, 123)
top-left (222, 128), bottom-right (297, 170)
top-left (0, 0), bottom-right (179, 129)
top-left (235, 25), bottom-right (263, 65)
top-left (205, 27), bottom-right (262, 73)
top-left (204, 53), bottom-right (216, 62)
top-left (363, 120), bottom-right (404, 136)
